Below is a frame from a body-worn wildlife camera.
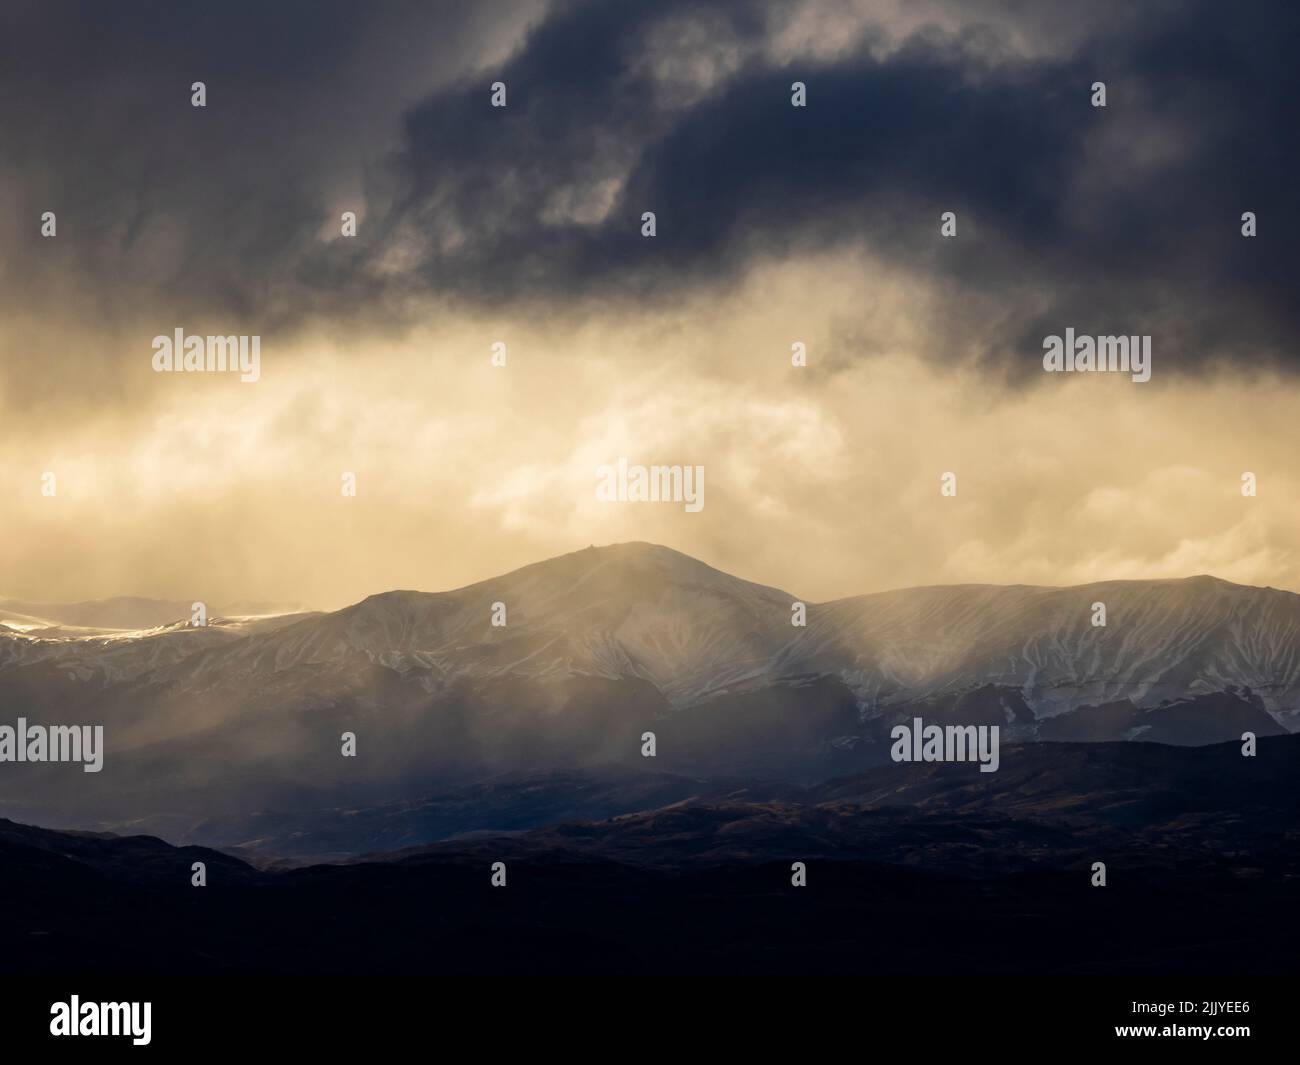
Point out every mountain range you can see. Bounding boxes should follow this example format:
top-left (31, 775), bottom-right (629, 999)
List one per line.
top-left (0, 542), bottom-right (1295, 856)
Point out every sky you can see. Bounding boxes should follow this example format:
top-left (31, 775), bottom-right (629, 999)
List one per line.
top-left (1, 0), bottom-right (1297, 608)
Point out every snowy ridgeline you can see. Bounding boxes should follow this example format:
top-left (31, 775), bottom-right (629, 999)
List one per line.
top-left (1, 544), bottom-right (1297, 722)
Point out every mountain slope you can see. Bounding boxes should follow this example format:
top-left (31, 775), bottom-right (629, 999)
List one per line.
top-left (3, 544), bottom-right (1297, 726)
top-left (791, 575), bottom-right (1300, 718)
top-left (0, 545), bottom-right (1294, 849)
top-left (176, 543), bottom-right (797, 705)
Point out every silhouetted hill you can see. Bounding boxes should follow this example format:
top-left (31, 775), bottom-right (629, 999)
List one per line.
top-left (2, 736), bottom-right (1296, 975)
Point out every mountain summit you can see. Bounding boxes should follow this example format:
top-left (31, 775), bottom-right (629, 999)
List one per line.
top-left (0, 544), bottom-right (1293, 843)
top-left (4, 543), bottom-right (1298, 719)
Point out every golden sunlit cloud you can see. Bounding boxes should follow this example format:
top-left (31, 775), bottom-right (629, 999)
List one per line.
top-left (3, 253), bottom-right (1295, 606)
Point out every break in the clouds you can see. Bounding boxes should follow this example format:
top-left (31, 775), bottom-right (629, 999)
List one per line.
top-left (2, 0), bottom-right (1297, 380)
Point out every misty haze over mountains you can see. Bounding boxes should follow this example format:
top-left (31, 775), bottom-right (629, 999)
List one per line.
top-left (0, 543), bottom-right (1293, 859)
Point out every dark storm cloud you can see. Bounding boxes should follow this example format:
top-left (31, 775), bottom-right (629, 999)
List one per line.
top-left (2, 0), bottom-right (351, 322)
top-left (395, 0), bottom-right (1080, 301)
top-left (0, 0), bottom-right (535, 330)
top-left (2, 0), bottom-right (1296, 376)
top-left (386, 0), bottom-right (1299, 375)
